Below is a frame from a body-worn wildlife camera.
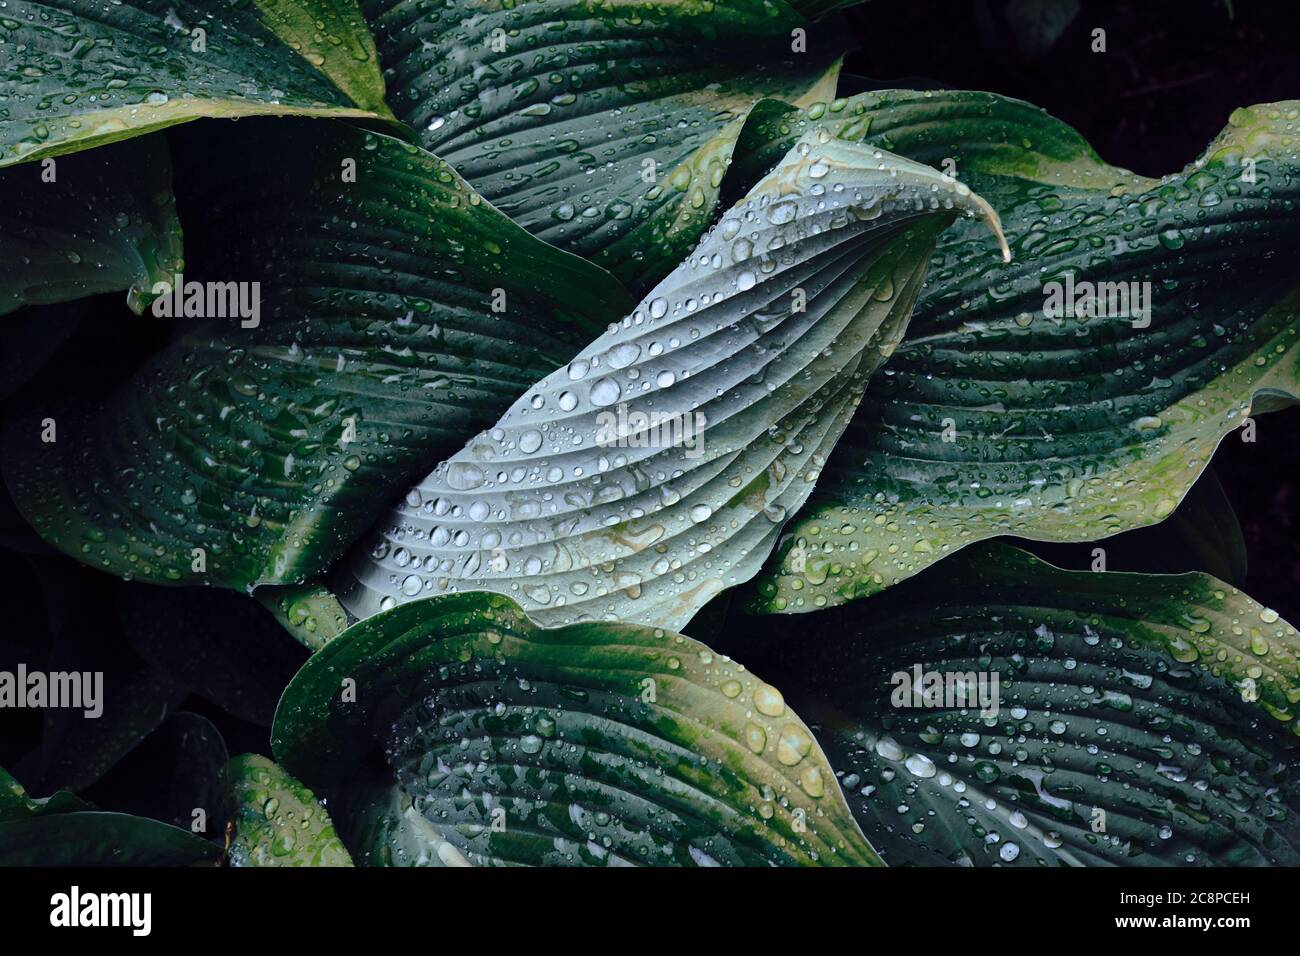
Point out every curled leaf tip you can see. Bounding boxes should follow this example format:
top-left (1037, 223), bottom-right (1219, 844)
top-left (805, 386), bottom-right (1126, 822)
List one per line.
top-left (969, 189), bottom-right (1012, 262)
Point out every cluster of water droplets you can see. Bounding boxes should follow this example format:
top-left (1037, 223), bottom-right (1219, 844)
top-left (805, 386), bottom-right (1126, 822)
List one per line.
top-left (227, 756), bottom-right (351, 867)
top-left (798, 552), bottom-right (1300, 865)
top-left (369, 0), bottom-right (851, 273)
top-left (3, 0), bottom-right (353, 163)
top-left (358, 612), bottom-right (870, 865)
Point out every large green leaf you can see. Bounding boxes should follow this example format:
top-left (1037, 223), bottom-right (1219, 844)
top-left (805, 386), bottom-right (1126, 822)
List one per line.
top-left (0, 135), bottom-right (183, 316)
top-left (225, 753), bottom-right (353, 866)
top-left (742, 542), bottom-right (1300, 866)
top-left (743, 93), bottom-right (1300, 612)
top-left (362, 0), bottom-right (849, 290)
top-left (336, 132), bottom-right (1007, 631)
top-left (0, 0), bottom-right (394, 168)
top-left (3, 120), bottom-right (632, 590)
top-left (272, 591), bottom-right (878, 866)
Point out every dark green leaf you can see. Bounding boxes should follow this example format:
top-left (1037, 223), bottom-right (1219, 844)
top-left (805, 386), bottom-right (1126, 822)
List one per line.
top-left (1, 763), bottom-right (218, 864)
top-left (746, 542), bottom-right (1300, 866)
top-left (273, 591), bottom-right (878, 866)
top-left (363, 0), bottom-right (848, 289)
top-left (743, 94), bottom-right (1300, 611)
top-left (0, 810), bottom-right (219, 865)
top-left (82, 712), bottom-right (229, 834)
top-left (3, 120), bottom-right (632, 591)
top-left (116, 582), bottom-right (309, 725)
top-left (26, 557), bottom-right (186, 793)
top-left (0, 765), bottom-right (89, 820)
top-left (0, 136), bottom-right (183, 316)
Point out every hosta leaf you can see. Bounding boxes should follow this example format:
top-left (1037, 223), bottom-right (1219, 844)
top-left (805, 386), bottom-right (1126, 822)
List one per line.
top-left (272, 591), bottom-right (877, 866)
top-left (0, 810), bottom-right (220, 865)
top-left (743, 542), bottom-right (1300, 866)
top-left (3, 120), bottom-right (632, 590)
top-left (0, 764), bottom-right (219, 864)
top-left (0, 0), bottom-right (394, 168)
top-left (225, 754), bottom-right (353, 867)
top-left (250, 0), bottom-right (391, 116)
top-left (743, 93), bottom-right (1300, 612)
top-left (0, 136), bottom-right (183, 316)
top-left (84, 712), bottom-right (228, 834)
top-left (258, 583), bottom-right (352, 651)
top-left (1022, 466), bottom-right (1248, 586)
top-left (337, 132), bottom-right (1007, 631)
top-left (363, 0), bottom-right (848, 290)
top-left (327, 766), bottom-right (475, 866)
top-left (0, 765), bottom-right (89, 820)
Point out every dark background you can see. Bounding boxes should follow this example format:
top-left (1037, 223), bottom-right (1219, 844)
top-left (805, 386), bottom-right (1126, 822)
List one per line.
top-left (841, 0), bottom-right (1300, 623)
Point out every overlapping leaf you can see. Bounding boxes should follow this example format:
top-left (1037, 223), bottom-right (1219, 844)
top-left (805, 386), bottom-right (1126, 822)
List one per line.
top-left (225, 754), bottom-right (353, 866)
top-left (0, 765), bottom-right (219, 865)
top-left (1023, 466), bottom-right (1248, 586)
top-left (362, 0), bottom-right (850, 289)
top-left (83, 712), bottom-right (229, 834)
top-left (0, 136), bottom-right (182, 316)
top-left (744, 93), bottom-right (1300, 612)
top-left (742, 542), bottom-right (1300, 866)
top-left (0, 765), bottom-right (88, 819)
top-left (335, 131), bottom-right (1007, 631)
top-left (3, 121), bottom-right (632, 590)
top-left (0, 0), bottom-right (394, 168)
top-left (272, 591), bottom-right (877, 866)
